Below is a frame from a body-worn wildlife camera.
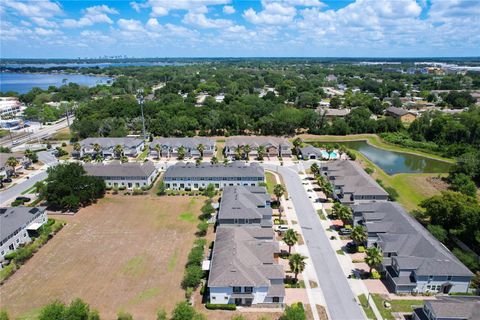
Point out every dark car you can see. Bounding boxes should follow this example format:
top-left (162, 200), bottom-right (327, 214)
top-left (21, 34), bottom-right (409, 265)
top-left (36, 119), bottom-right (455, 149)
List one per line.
top-left (15, 196), bottom-right (31, 202)
top-left (2, 178), bottom-right (12, 183)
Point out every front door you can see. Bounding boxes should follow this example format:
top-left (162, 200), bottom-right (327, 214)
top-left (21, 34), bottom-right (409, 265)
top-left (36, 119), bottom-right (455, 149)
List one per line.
top-left (234, 298), bottom-right (242, 305)
top-left (443, 284), bottom-right (452, 294)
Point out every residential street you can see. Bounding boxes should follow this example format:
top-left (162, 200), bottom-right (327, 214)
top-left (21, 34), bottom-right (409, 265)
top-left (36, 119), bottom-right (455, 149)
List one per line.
top-left (264, 163), bottom-right (365, 320)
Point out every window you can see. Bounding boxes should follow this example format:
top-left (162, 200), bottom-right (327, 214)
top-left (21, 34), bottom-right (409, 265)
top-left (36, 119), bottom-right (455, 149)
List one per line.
top-left (16, 239), bottom-right (19, 243)
top-left (244, 287), bottom-right (253, 293)
top-left (447, 275), bottom-right (452, 281)
top-left (233, 287), bottom-right (241, 293)
top-left (212, 296), bottom-right (216, 300)
top-left (272, 297), bottom-right (280, 303)
top-left (429, 275), bottom-right (434, 281)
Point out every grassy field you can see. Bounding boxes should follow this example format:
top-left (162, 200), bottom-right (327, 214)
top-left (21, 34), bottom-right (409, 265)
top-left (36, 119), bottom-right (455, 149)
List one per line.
top-left (353, 150), bottom-right (446, 211)
top-left (265, 171), bottom-right (277, 194)
top-left (0, 195), bottom-right (205, 319)
top-left (297, 134), bottom-right (454, 163)
top-left (371, 294), bottom-right (424, 320)
top-left (50, 127), bottom-right (73, 141)
top-left (358, 294), bottom-right (375, 320)
top-left (136, 148), bottom-right (149, 161)
top-left (215, 139), bottom-right (225, 160)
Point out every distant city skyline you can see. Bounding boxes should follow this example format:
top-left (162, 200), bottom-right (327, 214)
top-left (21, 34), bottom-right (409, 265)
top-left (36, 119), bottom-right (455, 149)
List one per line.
top-left (1, 0), bottom-right (479, 58)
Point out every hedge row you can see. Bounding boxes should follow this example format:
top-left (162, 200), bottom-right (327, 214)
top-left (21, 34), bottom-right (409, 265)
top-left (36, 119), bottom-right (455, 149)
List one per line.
top-left (205, 303), bottom-right (236, 310)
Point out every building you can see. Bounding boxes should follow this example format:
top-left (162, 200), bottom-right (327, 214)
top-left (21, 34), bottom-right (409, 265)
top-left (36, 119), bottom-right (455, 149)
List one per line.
top-left (322, 160), bottom-right (388, 204)
top-left (208, 226), bottom-right (285, 306)
top-left (0, 152), bottom-right (30, 177)
top-left (385, 106), bottom-right (417, 122)
top-left (225, 136), bottom-right (292, 159)
top-left (298, 145), bottom-right (337, 160)
top-left (73, 137), bottom-right (145, 158)
top-left (83, 161), bottom-right (158, 189)
top-left (320, 108), bottom-right (351, 120)
top-left (0, 97), bottom-right (22, 120)
top-left (352, 201), bottom-right (473, 294)
top-left (163, 161), bottom-right (264, 190)
top-left (1, 207), bottom-right (48, 260)
top-left (150, 137), bottom-right (215, 159)
top-left (217, 186), bottom-right (272, 227)
top-left (413, 297), bottom-right (480, 320)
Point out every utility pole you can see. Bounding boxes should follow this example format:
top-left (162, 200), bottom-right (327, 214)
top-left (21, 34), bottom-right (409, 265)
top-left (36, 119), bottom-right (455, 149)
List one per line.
top-left (136, 89), bottom-right (146, 140)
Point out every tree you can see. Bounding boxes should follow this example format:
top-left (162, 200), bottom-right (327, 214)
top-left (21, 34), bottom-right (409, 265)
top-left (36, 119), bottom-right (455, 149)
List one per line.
top-left (235, 145), bottom-right (243, 160)
top-left (365, 246), bottom-right (383, 273)
top-left (157, 309), bottom-right (168, 320)
top-left (280, 302), bottom-right (306, 320)
top-left (39, 300), bottom-right (66, 320)
top-left (449, 173), bottom-right (477, 197)
top-left (332, 202), bottom-right (352, 225)
top-left (5, 156), bottom-right (19, 176)
top-left (157, 180), bottom-right (166, 196)
top-left (427, 224), bottom-right (448, 243)
top-left (24, 149), bottom-right (38, 163)
top-left (73, 142), bottom-right (81, 157)
top-left (210, 156), bottom-right (218, 164)
top-left (171, 301), bottom-right (204, 320)
top-left (310, 163), bottom-right (319, 176)
top-left (41, 163), bottom-right (105, 211)
top-left (197, 143), bottom-right (205, 158)
top-left (283, 229), bottom-right (298, 254)
top-left (203, 183), bottom-right (216, 198)
top-left (64, 298), bottom-right (92, 320)
top-left (120, 156), bottom-right (128, 163)
top-left (273, 184), bottom-right (286, 202)
top-left (289, 253), bottom-right (306, 281)
top-left (93, 143), bottom-right (101, 156)
top-left (243, 144), bottom-right (251, 160)
top-left (256, 145), bottom-right (265, 160)
top-left (113, 144), bottom-right (123, 159)
top-left (177, 146), bottom-right (186, 160)
top-left (470, 271), bottom-right (480, 290)
top-left (82, 154), bottom-right (92, 163)
top-left (351, 225), bottom-right (367, 245)
top-left (95, 155), bottom-right (104, 163)
top-left (292, 137), bottom-right (302, 155)
top-left (154, 143), bottom-right (161, 160)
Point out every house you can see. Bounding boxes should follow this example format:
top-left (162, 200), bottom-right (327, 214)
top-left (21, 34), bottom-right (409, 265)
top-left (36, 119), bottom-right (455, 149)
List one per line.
top-left (0, 207), bottom-right (48, 261)
top-left (325, 74), bottom-right (337, 82)
top-left (83, 161), bottom-right (158, 190)
top-left (385, 106), bottom-right (417, 122)
top-left (149, 137), bottom-right (215, 159)
top-left (413, 297), bottom-right (480, 320)
top-left (163, 161), bottom-right (264, 190)
top-left (352, 201), bottom-right (473, 294)
top-left (319, 108), bottom-right (351, 120)
top-left (0, 97), bottom-right (22, 119)
top-left (299, 146), bottom-right (324, 160)
top-left (0, 152), bottom-right (30, 177)
top-left (73, 137), bottom-right (145, 159)
top-left (217, 186), bottom-right (272, 227)
top-left (322, 160), bottom-right (388, 204)
top-left (208, 226), bottom-right (285, 306)
top-left (225, 136), bottom-right (292, 159)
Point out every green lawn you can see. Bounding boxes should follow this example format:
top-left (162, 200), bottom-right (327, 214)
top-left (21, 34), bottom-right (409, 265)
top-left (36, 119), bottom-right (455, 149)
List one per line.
top-left (371, 294), bottom-right (423, 320)
top-left (265, 171), bottom-right (276, 194)
top-left (136, 148), bottom-right (149, 161)
top-left (215, 140), bottom-right (225, 161)
top-left (358, 294), bottom-right (376, 320)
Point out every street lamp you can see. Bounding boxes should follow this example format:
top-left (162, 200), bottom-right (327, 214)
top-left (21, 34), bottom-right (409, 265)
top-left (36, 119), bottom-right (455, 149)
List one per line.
top-left (136, 89), bottom-right (146, 140)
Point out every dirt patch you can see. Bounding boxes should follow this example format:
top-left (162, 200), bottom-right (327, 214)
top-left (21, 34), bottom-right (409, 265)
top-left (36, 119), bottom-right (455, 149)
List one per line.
top-left (0, 194), bottom-right (205, 319)
top-left (426, 176), bottom-right (449, 192)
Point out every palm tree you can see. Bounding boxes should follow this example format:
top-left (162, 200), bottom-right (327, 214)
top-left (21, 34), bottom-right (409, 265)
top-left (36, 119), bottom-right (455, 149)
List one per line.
top-left (93, 143), bottom-right (101, 156)
top-left (310, 163), bottom-right (319, 176)
top-left (235, 145), bottom-right (243, 160)
top-left (323, 182), bottom-right (333, 198)
top-left (283, 229), bottom-right (298, 254)
top-left (95, 155), bottom-right (104, 163)
top-left (365, 246), bottom-right (383, 273)
top-left (273, 184), bottom-right (286, 202)
top-left (223, 158), bottom-right (229, 165)
top-left (177, 146), bottom-right (186, 160)
top-left (197, 143), bottom-right (205, 159)
top-left (289, 253), bottom-right (306, 282)
top-left (33, 181), bottom-right (45, 196)
top-left (113, 144), bottom-right (123, 159)
top-left (73, 142), bottom-right (81, 158)
top-left (6, 157), bottom-right (19, 176)
top-left (292, 137), bottom-right (302, 155)
top-left (120, 156), bottom-right (128, 163)
top-left (256, 146), bottom-right (265, 161)
top-left (337, 205), bottom-right (352, 225)
top-left (154, 144), bottom-right (161, 160)
top-left (351, 225), bottom-right (367, 246)
top-left (195, 158), bottom-right (201, 166)
top-left (243, 144), bottom-right (251, 161)
top-left (82, 154), bottom-right (92, 163)
top-left (210, 156), bottom-right (219, 164)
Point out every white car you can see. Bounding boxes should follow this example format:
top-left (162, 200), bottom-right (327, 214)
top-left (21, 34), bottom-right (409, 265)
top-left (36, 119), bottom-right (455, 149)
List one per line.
top-left (275, 225), bottom-right (289, 233)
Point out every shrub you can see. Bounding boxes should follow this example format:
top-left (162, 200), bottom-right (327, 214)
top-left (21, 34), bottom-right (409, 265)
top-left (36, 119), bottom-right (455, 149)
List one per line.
top-left (357, 246), bottom-right (365, 253)
top-left (14, 246), bottom-right (34, 264)
top-left (132, 188), bottom-right (143, 195)
top-left (3, 252), bottom-right (16, 260)
top-left (185, 287), bottom-right (194, 299)
top-left (171, 301), bottom-right (198, 320)
top-left (196, 221), bottom-right (208, 236)
top-left (187, 246), bottom-right (204, 267)
top-left (364, 167), bottom-right (374, 175)
top-left (117, 312), bottom-right (133, 320)
top-left (205, 303), bottom-right (236, 311)
top-left (11, 199), bottom-right (23, 207)
top-left (119, 186), bottom-right (126, 191)
top-left (0, 310), bottom-right (9, 320)
top-left (280, 302), bottom-right (306, 320)
top-left (157, 309), bottom-right (167, 320)
top-left (61, 142), bottom-right (67, 147)
top-left (371, 270), bottom-right (381, 279)
top-left (182, 265), bottom-right (203, 289)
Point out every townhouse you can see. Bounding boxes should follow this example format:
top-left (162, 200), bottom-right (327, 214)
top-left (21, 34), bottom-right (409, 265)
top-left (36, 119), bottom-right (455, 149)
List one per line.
top-left (1, 207), bottom-right (48, 260)
top-left (149, 137), bottom-right (215, 158)
top-left (413, 297), bottom-right (480, 320)
top-left (352, 201), bottom-right (473, 294)
top-left (321, 160), bottom-right (389, 204)
top-left (83, 161), bottom-right (158, 189)
top-left (163, 161), bottom-right (264, 190)
top-left (224, 136), bottom-right (292, 159)
top-left (0, 152), bottom-right (30, 176)
top-left (73, 137), bottom-right (145, 158)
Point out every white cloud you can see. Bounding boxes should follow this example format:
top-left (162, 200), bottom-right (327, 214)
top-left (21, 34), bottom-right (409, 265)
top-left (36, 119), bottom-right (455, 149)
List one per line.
top-left (145, 0), bottom-right (230, 17)
top-left (34, 27), bottom-right (62, 36)
top-left (183, 12), bottom-right (233, 28)
top-left (2, 0), bottom-right (62, 18)
top-left (31, 17), bottom-right (57, 28)
top-left (117, 18), bottom-right (145, 32)
top-left (243, 2), bottom-right (297, 25)
top-left (223, 5), bottom-right (235, 14)
top-left (63, 5), bottom-right (118, 28)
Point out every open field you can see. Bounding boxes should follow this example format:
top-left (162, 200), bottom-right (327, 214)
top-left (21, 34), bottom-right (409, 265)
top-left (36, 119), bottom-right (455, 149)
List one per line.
top-left (297, 134), bottom-right (454, 163)
top-left (49, 127), bottom-right (72, 141)
top-left (0, 194), bottom-right (205, 319)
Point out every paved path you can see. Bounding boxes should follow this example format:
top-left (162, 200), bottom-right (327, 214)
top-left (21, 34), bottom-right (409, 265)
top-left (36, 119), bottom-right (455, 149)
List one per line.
top-left (265, 163), bottom-right (365, 320)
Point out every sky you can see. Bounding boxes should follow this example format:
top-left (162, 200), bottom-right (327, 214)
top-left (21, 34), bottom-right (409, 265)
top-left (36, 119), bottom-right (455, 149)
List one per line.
top-left (1, 0), bottom-right (479, 58)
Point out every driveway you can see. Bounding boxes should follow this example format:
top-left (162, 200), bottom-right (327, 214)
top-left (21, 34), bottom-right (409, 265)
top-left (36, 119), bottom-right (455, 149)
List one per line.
top-left (264, 164), bottom-right (365, 320)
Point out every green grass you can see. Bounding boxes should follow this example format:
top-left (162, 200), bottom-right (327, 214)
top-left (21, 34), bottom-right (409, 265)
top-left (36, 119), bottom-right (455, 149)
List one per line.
top-left (371, 294), bottom-right (423, 320)
top-left (127, 287), bottom-right (161, 306)
top-left (178, 211), bottom-right (196, 222)
top-left (358, 294), bottom-right (376, 320)
top-left (265, 171), bottom-right (276, 194)
top-left (300, 134), bottom-right (454, 163)
top-left (136, 148), bottom-right (149, 161)
top-left (167, 249), bottom-right (179, 272)
top-left (16, 307), bottom-right (42, 320)
top-left (0, 129), bottom-right (8, 138)
top-left (0, 263), bottom-right (17, 283)
top-left (21, 185), bottom-right (37, 195)
top-left (317, 209), bottom-right (326, 220)
top-left (121, 255), bottom-right (146, 277)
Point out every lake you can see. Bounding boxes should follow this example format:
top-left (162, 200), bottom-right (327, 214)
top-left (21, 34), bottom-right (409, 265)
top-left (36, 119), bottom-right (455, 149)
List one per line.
top-left (0, 72), bottom-right (112, 94)
top-left (315, 140), bottom-right (452, 175)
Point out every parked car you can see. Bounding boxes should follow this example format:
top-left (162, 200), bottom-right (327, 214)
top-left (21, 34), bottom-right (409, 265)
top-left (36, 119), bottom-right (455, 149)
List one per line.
top-left (275, 225), bottom-right (289, 233)
top-left (2, 178), bottom-right (12, 183)
top-left (339, 228), bottom-right (352, 235)
top-left (16, 196), bottom-right (31, 202)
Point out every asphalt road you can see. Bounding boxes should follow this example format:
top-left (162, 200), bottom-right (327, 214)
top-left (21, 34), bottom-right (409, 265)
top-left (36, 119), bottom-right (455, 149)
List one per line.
top-left (265, 164), bottom-right (365, 320)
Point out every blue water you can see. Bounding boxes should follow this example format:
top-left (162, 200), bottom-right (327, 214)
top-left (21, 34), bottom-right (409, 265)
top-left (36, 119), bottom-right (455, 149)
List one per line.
top-left (2, 62), bottom-right (188, 69)
top-left (0, 72), bottom-right (112, 93)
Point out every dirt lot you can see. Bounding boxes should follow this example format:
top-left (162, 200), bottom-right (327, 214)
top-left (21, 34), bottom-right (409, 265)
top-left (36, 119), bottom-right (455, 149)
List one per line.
top-left (0, 194), bottom-right (205, 319)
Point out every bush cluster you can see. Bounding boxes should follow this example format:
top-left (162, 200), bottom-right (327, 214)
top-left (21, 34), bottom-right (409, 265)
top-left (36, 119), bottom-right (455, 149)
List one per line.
top-left (205, 303), bottom-right (236, 310)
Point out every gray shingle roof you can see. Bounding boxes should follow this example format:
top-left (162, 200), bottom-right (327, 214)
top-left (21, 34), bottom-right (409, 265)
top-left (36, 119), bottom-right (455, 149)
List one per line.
top-left (0, 207), bottom-right (46, 243)
top-left (299, 146), bottom-right (323, 158)
top-left (79, 137), bottom-right (144, 149)
top-left (427, 297), bottom-right (480, 319)
top-left (352, 201), bottom-right (473, 277)
top-left (218, 186), bottom-right (272, 222)
top-left (83, 161), bottom-right (156, 178)
top-left (164, 161), bottom-right (264, 179)
top-left (386, 106), bottom-right (414, 117)
top-left (150, 137), bottom-right (215, 150)
top-left (208, 226), bottom-right (285, 291)
top-left (225, 136), bottom-right (292, 149)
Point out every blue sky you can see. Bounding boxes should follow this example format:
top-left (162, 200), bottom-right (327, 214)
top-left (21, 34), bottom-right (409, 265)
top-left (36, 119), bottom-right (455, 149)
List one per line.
top-left (1, 0), bottom-right (479, 58)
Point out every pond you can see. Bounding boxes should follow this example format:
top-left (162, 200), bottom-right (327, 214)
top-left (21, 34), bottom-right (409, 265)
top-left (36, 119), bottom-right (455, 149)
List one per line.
top-left (0, 72), bottom-right (112, 94)
top-left (313, 140), bottom-right (453, 175)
